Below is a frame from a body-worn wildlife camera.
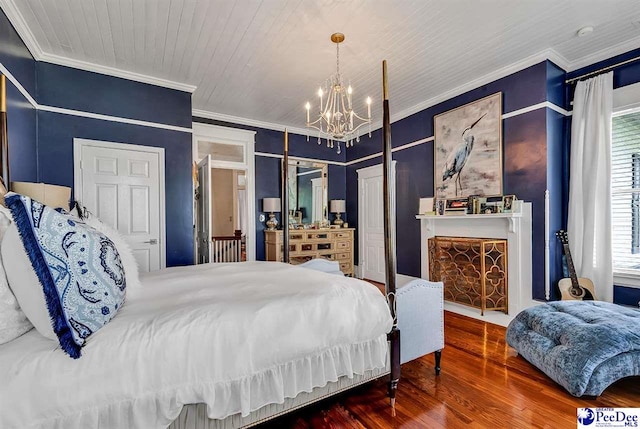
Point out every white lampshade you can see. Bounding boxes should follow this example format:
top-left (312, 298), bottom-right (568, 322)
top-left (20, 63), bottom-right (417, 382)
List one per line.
top-left (330, 199), bottom-right (346, 213)
top-left (11, 182), bottom-right (71, 210)
top-left (262, 197), bottom-right (281, 213)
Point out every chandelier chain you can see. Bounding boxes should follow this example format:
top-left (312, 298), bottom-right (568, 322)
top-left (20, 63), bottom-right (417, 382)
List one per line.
top-left (336, 41), bottom-right (340, 77)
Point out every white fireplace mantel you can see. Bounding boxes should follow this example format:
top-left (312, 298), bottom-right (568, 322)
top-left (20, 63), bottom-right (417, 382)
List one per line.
top-left (416, 203), bottom-right (533, 325)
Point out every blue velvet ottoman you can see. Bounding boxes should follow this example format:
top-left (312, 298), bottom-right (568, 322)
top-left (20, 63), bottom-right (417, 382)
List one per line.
top-left (506, 301), bottom-right (640, 397)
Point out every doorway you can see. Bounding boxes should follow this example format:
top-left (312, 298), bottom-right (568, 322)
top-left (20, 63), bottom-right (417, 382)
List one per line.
top-left (357, 162), bottom-right (396, 282)
top-left (192, 123), bottom-right (256, 263)
top-left (73, 139), bottom-right (166, 272)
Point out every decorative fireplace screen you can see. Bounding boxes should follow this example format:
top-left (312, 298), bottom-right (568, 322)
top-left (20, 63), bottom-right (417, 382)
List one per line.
top-left (428, 236), bottom-right (508, 315)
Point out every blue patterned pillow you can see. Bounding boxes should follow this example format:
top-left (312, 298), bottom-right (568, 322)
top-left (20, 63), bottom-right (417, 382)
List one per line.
top-left (5, 193), bottom-right (126, 358)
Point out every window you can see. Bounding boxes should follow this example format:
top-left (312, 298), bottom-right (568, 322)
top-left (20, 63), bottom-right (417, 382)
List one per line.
top-left (612, 110), bottom-right (640, 275)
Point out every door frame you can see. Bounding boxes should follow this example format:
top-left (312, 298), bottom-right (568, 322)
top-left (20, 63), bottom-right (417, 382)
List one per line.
top-left (356, 161), bottom-right (396, 279)
top-left (73, 138), bottom-right (167, 269)
top-left (192, 123), bottom-right (257, 261)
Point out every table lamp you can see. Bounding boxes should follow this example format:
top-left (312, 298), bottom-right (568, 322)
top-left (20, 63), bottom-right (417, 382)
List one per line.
top-left (262, 197), bottom-right (281, 230)
top-left (330, 199), bottom-right (346, 227)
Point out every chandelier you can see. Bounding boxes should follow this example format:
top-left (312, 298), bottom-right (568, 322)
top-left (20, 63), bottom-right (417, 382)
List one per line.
top-left (305, 33), bottom-right (371, 154)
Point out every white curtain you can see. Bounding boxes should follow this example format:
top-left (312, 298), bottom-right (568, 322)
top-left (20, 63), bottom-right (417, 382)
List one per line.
top-left (567, 72), bottom-right (613, 302)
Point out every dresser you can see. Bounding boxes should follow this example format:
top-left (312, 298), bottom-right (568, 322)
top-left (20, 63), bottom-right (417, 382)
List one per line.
top-left (264, 228), bottom-right (355, 276)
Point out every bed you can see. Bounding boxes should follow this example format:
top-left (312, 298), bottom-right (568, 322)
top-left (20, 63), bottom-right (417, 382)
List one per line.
top-left (0, 64), bottom-right (405, 428)
top-left (0, 262), bottom-right (392, 428)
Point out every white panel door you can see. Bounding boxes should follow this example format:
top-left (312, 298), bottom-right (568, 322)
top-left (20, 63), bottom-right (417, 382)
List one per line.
top-left (358, 163), bottom-right (396, 283)
top-left (360, 172), bottom-right (385, 282)
top-left (196, 155), bottom-right (212, 263)
top-left (79, 144), bottom-right (162, 272)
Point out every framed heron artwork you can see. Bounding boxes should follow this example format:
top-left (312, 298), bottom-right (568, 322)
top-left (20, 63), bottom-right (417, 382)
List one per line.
top-left (434, 92), bottom-right (502, 198)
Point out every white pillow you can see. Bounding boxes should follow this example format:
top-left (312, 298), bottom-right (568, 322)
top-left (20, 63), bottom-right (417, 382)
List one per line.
top-left (0, 207), bottom-right (34, 344)
top-left (2, 224), bottom-right (56, 340)
top-left (83, 217), bottom-right (143, 292)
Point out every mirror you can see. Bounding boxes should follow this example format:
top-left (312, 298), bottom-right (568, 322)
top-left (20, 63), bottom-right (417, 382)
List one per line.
top-left (285, 160), bottom-right (328, 227)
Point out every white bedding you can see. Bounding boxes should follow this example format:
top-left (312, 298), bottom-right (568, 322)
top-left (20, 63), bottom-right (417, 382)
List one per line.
top-left (0, 262), bottom-right (392, 429)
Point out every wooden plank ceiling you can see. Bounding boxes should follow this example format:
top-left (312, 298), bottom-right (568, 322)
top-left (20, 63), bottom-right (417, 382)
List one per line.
top-left (4, 0), bottom-right (640, 129)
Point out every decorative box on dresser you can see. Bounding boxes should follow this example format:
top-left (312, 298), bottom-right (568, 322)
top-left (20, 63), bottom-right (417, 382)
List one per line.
top-left (264, 228), bottom-right (355, 276)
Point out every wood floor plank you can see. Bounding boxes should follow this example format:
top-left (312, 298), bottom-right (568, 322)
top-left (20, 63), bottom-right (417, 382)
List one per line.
top-left (261, 311), bottom-right (640, 428)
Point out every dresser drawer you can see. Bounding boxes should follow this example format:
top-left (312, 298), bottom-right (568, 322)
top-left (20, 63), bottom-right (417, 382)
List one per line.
top-left (279, 244), bottom-right (297, 252)
top-left (307, 232), bottom-right (331, 240)
top-left (336, 241), bottom-right (350, 250)
top-left (335, 252), bottom-right (350, 261)
top-left (339, 262), bottom-right (352, 273)
top-left (334, 231), bottom-right (352, 239)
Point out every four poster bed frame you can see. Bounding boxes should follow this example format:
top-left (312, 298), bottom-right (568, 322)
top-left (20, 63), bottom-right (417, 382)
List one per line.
top-left (1, 74), bottom-right (9, 192)
top-left (280, 60), bottom-right (401, 408)
top-left (0, 62), bottom-right (402, 427)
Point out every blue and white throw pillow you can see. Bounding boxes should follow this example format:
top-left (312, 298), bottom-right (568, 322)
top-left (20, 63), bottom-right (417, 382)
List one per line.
top-left (5, 193), bottom-right (126, 358)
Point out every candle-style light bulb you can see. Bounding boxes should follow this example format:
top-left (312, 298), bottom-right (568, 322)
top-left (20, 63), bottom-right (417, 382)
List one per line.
top-left (305, 102), bottom-right (311, 124)
top-left (347, 85), bottom-right (352, 94)
top-left (318, 87), bottom-right (324, 111)
top-left (366, 96), bottom-right (372, 118)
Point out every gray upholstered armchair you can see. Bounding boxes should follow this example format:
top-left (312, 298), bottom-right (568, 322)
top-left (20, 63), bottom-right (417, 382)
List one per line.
top-left (397, 279), bottom-right (444, 372)
top-left (300, 260), bottom-right (445, 373)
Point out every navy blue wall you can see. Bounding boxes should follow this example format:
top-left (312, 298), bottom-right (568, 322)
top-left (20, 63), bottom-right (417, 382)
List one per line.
top-left (37, 112), bottom-right (193, 266)
top-left (345, 62), bottom-right (559, 300)
top-left (1, 9), bottom-right (193, 266)
top-left (193, 117), bottom-right (347, 260)
top-left (37, 62), bottom-right (192, 128)
top-left (35, 68), bottom-right (194, 267)
top-left (0, 9), bottom-right (37, 183)
top-left (566, 47), bottom-right (640, 306)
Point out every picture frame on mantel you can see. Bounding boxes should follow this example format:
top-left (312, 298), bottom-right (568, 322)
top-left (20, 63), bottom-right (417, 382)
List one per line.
top-left (434, 92), bottom-right (502, 199)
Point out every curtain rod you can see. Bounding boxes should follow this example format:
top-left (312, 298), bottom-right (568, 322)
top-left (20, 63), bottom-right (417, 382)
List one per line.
top-left (565, 55), bottom-right (640, 84)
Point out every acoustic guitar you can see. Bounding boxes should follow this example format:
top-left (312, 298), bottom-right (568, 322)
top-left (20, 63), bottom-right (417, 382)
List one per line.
top-left (555, 230), bottom-right (597, 300)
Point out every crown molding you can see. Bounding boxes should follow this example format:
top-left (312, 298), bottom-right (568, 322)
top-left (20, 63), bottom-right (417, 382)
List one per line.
top-left (0, 0), bottom-right (196, 93)
top-left (37, 52), bottom-right (196, 93)
top-left (196, 49), bottom-right (570, 138)
top-left (386, 49), bottom-right (569, 127)
top-left (566, 35), bottom-right (640, 72)
top-left (0, 0), bottom-right (43, 59)
top-left (192, 109), bottom-right (314, 138)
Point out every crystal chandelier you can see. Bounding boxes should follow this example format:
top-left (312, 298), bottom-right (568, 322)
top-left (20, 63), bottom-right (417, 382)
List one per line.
top-left (305, 33), bottom-right (371, 154)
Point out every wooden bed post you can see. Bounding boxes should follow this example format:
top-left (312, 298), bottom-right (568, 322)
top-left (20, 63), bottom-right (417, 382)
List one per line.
top-left (382, 61), bottom-right (401, 407)
top-left (0, 74), bottom-right (9, 190)
top-left (283, 129), bottom-right (290, 263)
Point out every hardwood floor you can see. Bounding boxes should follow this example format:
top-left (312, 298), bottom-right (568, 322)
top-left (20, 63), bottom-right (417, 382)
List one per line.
top-left (261, 311), bottom-right (640, 429)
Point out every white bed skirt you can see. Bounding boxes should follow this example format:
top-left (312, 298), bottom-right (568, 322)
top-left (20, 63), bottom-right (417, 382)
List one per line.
top-left (168, 365), bottom-right (389, 429)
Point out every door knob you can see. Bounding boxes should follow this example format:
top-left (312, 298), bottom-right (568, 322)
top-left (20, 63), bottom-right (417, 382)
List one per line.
top-left (144, 239), bottom-right (158, 245)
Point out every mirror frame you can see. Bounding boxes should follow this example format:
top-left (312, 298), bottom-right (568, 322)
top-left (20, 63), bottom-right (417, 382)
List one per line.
top-left (283, 159), bottom-right (328, 227)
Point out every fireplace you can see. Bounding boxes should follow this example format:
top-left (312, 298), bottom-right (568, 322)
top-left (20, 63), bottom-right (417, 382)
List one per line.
top-left (428, 236), bottom-right (508, 315)
top-left (416, 203), bottom-right (533, 324)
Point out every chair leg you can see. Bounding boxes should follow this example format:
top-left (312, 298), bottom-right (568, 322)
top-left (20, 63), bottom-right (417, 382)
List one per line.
top-left (435, 349), bottom-right (442, 375)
